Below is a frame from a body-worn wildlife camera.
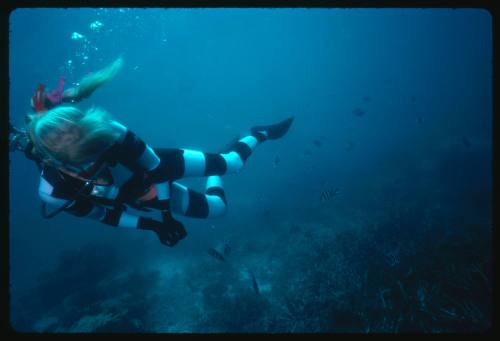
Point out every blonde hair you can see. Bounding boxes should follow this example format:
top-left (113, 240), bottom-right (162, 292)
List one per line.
top-left (28, 106), bottom-right (122, 165)
top-left (74, 56), bottom-right (124, 100)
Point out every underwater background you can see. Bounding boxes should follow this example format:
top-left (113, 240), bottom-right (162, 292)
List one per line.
top-left (8, 8), bottom-right (492, 333)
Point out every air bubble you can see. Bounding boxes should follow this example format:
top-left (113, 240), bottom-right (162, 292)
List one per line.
top-left (71, 32), bottom-right (85, 40)
top-left (90, 20), bottom-right (104, 32)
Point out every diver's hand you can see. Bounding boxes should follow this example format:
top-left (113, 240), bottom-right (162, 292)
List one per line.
top-left (138, 216), bottom-right (187, 247)
top-left (161, 210), bottom-right (188, 245)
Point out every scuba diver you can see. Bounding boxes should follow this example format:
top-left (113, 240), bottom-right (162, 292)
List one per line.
top-left (9, 58), bottom-right (294, 247)
top-left (12, 106), bottom-right (294, 246)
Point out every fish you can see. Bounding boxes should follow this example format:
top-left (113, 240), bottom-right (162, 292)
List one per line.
top-left (411, 96), bottom-right (416, 103)
top-left (303, 150), bottom-right (312, 156)
top-left (313, 139), bottom-right (323, 147)
top-left (272, 156), bottom-right (280, 167)
top-left (207, 248), bottom-right (225, 262)
top-left (462, 136), bottom-right (471, 148)
top-left (416, 116), bottom-right (424, 124)
top-left (352, 108), bottom-right (365, 117)
top-left (319, 135), bottom-right (327, 141)
top-left (249, 270), bottom-right (260, 295)
top-left (222, 241), bottom-right (231, 257)
top-left (263, 209), bottom-right (271, 217)
top-left (345, 141), bottom-right (354, 152)
top-left (363, 96), bottom-right (371, 103)
top-left (320, 188), bottom-right (341, 202)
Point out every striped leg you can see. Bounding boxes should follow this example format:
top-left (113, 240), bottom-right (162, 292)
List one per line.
top-left (170, 176), bottom-right (227, 218)
top-left (219, 132), bottom-right (267, 174)
top-left (153, 130), bottom-right (268, 180)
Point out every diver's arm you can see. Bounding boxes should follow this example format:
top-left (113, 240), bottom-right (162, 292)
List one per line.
top-left (38, 173), bottom-right (171, 232)
top-left (38, 166), bottom-right (183, 245)
top-left (38, 172), bottom-right (143, 228)
top-left (40, 182), bottom-right (155, 228)
top-left (108, 125), bottom-right (186, 244)
top-left (110, 123), bottom-right (171, 211)
top-left (62, 56), bottom-right (124, 103)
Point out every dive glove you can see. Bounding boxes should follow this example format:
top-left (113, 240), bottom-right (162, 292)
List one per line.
top-left (138, 213), bottom-right (187, 247)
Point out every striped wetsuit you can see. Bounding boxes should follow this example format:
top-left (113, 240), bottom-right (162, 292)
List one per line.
top-left (38, 121), bottom-right (269, 229)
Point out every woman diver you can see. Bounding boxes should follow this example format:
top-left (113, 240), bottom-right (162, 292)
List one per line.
top-left (25, 106), bottom-right (294, 246)
top-left (11, 56), bottom-right (294, 246)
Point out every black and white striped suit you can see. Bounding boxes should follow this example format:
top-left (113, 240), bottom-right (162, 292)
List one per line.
top-left (38, 121), bottom-right (268, 228)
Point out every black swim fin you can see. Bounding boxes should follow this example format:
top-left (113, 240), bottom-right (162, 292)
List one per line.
top-left (251, 116), bottom-right (295, 140)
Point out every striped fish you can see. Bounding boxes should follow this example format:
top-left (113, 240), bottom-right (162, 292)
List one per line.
top-left (320, 188), bottom-right (341, 202)
top-left (207, 248), bottom-right (225, 262)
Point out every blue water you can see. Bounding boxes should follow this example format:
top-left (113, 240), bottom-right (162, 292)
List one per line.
top-left (9, 8), bottom-right (492, 333)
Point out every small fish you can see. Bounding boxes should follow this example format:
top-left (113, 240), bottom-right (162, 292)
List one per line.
top-left (362, 96), bottom-right (371, 103)
top-left (304, 231), bottom-right (312, 239)
top-left (352, 108), bottom-right (365, 117)
top-left (416, 116), bottom-right (424, 124)
top-left (313, 139), bottom-right (323, 147)
top-left (303, 150), bottom-right (312, 156)
top-left (319, 135), bottom-right (327, 141)
top-left (207, 248), bottom-right (225, 262)
top-left (411, 96), bottom-right (416, 103)
top-left (263, 209), bottom-right (271, 217)
top-left (222, 241), bottom-right (231, 257)
top-left (249, 270), bottom-right (260, 295)
top-left (272, 156), bottom-right (280, 167)
top-left (320, 188), bottom-right (341, 202)
top-left (345, 141), bottom-right (354, 152)
top-left (462, 136), bottom-right (471, 148)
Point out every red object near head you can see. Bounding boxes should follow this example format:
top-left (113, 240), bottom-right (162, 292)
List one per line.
top-left (32, 83), bottom-right (46, 113)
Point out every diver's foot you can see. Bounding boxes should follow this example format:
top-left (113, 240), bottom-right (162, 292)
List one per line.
top-left (251, 116), bottom-right (295, 140)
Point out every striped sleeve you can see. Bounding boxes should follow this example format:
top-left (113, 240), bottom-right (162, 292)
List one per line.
top-left (111, 122), bottom-right (171, 210)
top-left (111, 121), bottom-right (161, 174)
top-left (38, 171), bottom-right (141, 229)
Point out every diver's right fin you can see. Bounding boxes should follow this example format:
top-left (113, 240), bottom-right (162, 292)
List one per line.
top-left (251, 116), bottom-right (295, 140)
